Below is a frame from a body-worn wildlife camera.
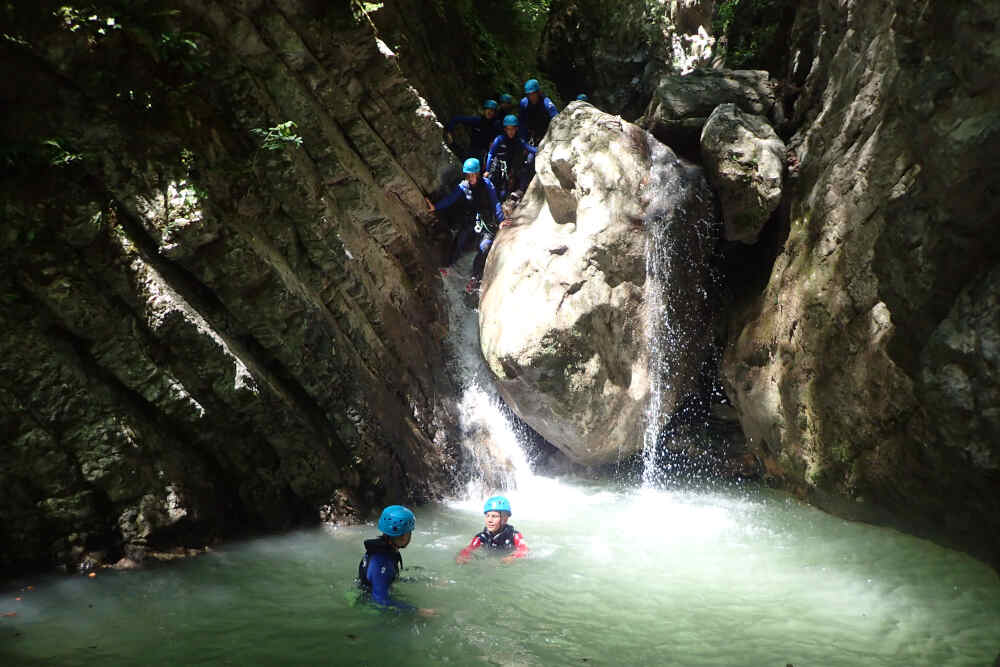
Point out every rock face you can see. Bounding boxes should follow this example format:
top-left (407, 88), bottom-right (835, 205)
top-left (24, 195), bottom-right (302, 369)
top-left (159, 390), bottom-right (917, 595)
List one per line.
top-left (700, 103), bottom-right (786, 244)
top-left (1, 1), bottom-right (462, 572)
top-left (540, 0), bottom-right (716, 116)
top-left (721, 0), bottom-right (1000, 565)
top-left (479, 102), bottom-right (717, 465)
top-left (639, 68), bottom-right (781, 156)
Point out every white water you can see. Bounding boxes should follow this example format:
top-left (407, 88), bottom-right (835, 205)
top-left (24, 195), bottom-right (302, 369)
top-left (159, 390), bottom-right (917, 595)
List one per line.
top-left (640, 141), bottom-right (719, 486)
top-left (439, 249), bottom-right (534, 497)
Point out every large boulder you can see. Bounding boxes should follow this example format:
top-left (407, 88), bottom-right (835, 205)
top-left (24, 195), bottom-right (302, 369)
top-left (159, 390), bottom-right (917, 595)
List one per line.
top-left (638, 68), bottom-right (781, 155)
top-left (700, 103), bottom-right (786, 244)
top-left (479, 102), bottom-right (717, 465)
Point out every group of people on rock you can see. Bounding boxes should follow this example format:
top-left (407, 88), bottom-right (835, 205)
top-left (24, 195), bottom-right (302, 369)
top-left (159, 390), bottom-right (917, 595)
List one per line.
top-left (426, 78), bottom-right (589, 294)
top-left (357, 495), bottom-right (528, 614)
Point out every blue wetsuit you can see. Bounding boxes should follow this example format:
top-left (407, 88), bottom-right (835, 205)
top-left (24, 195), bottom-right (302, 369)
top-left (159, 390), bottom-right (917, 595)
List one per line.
top-left (518, 95), bottom-right (558, 143)
top-left (433, 177), bottom-right (505, 278)
top-left (358, 537), bottom-right (414, 610)
top-left (485, 134), bottom-right (537, 200)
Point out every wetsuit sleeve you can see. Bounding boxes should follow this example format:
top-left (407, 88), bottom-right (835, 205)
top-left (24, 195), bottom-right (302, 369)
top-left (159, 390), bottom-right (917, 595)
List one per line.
top-left (520, 138), bottom-right (538, 156)
top-left (544, 97), bottom-right (558, 118)
top-left (457, 535), bottom-right (484, 561)
top-left (445, 115), bottom-right (481, 132)
top-left (485, 135), bottom-right (503, 173)
top-left (366, 552), bottom-right (415, 610)
top-left (484, 179), bottom-right (503, 223)
top-left (508, 531), bottom-right (529, 559)
top-left (433, 184), bottom-right (464, 211)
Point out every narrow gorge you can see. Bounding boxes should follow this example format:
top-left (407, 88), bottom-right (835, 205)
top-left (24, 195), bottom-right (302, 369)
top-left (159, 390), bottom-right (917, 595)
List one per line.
top-left (3, 0), bottom-right (998, 589)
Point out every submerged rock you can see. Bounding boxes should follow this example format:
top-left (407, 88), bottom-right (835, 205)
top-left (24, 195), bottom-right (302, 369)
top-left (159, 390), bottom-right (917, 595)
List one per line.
top-left (700, 103), bottom-right (786, 244)
top-left (479, 102), bottom-right (716, 465)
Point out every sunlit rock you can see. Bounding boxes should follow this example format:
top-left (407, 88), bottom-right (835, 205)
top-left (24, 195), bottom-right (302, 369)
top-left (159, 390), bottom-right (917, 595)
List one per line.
top-left (479, 102), bottom-right (716, 465)
top-left (700, 103), bottom-right (785, 244)
top-left (638, 68), bottom-right (780, 155)
top-left (721, 0), bottom-right (1000, 565)
top-left (539, 0), bottom-right (717, 115)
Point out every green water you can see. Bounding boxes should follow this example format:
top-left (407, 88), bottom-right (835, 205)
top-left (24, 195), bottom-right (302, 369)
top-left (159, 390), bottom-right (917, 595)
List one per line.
top-left (3, 478), bottom-right (999, 666)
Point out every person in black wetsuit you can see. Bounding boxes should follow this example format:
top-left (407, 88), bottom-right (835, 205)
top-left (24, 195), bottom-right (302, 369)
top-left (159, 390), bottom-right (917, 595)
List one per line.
top-left (455, 496), bottom-right (529, 565)
top-left (484, 114), bottom-right (537, 204)
top-left (425, 157), bottom-right (505, 293)
top-left (497, 92), bottom-right (517, 119)
top-left (444, 99), bottom-right (501, 161)
top-left (357, 505), bottom-right (435, 615)
top-left (518, 78), bottom-right (558, 145)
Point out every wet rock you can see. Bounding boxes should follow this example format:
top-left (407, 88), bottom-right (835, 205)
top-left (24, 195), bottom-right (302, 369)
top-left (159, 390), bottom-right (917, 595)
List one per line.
top-left (721, 0), bottom-right (1000, 564)
top-left (113, 557), bottom-right (141, 570)
top-left (919, 265), bottom-right (1000, 471)
top-left (479, 102), bottom-right (716, 465)
top-left (700, 103), bottom-right (786, 244)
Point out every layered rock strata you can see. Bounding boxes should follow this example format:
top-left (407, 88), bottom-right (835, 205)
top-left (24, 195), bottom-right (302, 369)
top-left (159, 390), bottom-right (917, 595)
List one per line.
top-left (1, 1), bottom-right (460, 571)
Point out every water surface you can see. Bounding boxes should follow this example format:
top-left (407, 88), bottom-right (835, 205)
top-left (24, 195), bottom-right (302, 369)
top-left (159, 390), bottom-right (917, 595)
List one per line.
top-left (3, 477), bottom-right (999, 666)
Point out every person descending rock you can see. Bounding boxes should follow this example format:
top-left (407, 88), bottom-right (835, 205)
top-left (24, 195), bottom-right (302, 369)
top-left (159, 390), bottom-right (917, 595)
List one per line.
top-left (445, 99), bottom-right (501, 161)
top-left (425, 157), bottom-right (505, 293)
top-left (358, 505), bottom-right (435, 615)
top-left (497, 92), bottom-right (517, 118)
top-left (456, 496), bottom-right (529, 564)
top-left (518, 78), bottom-right (558, 145)
top-left (484, 114), bottom-right (537, 204)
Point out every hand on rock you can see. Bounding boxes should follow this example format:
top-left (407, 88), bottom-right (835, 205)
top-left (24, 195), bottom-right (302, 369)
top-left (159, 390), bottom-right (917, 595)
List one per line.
top-left (425, 197), bottom-right (435, 212)
top-left (418, 607), bottom-right (438, 618)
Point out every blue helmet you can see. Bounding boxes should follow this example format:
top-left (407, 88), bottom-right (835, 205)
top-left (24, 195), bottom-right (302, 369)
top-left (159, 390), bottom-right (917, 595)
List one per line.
top-left (483, 99), bottom-right (498, 110)
top-left (499, 93), bottom-right (514, 104)
top-left (502, 114), bottom-right (519, 128)
top-left (462, 157), bottom-right (481, 174)
top-left (484, 496), bottom-right (512, 515)
top-left (524, 78), bottom-right (540, 94)
top-left (576, 93), bottom-right (589, 101)
top-left (378, 505), bottom-right (415, 536)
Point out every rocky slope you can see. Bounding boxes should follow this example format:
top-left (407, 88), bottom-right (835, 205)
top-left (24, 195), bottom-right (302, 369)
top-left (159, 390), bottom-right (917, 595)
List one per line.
top-left (720, 0), bottom-right (1000, 566)
top-left (1, 1), bottom-right (462, 572)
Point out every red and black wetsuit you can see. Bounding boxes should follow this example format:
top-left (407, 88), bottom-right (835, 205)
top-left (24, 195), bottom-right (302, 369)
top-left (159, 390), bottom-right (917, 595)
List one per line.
top-left (457, 524), bottom-right (529, 560)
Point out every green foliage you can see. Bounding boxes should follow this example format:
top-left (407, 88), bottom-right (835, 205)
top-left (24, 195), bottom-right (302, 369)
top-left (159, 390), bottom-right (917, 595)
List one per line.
top-left (251, 122), bottom-right (304, 151)
top-left (511, 0), bottom-right (551, 27)
top-left (43, 139), bottom-right (85, 167)
top-left (712, 0), bottom-right (796, 72)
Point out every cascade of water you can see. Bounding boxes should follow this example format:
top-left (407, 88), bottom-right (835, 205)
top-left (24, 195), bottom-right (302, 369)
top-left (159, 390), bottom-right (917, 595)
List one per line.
top-left (640, 135), bottom-right (717, 487)
top-left (439, 253), bottom-right (535, 499)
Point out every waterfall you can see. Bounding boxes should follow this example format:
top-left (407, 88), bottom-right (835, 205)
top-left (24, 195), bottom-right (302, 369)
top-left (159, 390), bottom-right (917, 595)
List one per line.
top-left (439, 254), bottom-right (534, 499)
top-left (640, 134), bottom-right (717, 487)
